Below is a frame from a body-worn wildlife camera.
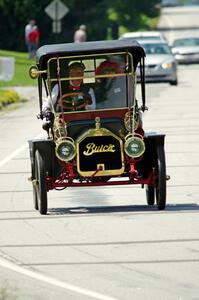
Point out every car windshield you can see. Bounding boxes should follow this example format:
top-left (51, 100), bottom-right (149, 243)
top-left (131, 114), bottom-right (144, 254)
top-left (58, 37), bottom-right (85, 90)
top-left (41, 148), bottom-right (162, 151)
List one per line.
top-left (46, 53), bottom-right (135, 112)
top-left (121, 36), bottom-right (162, 41)
top-left (140, 43), bottom-right (171, 55)
top-left (173, 38), bottom-right (199, 47)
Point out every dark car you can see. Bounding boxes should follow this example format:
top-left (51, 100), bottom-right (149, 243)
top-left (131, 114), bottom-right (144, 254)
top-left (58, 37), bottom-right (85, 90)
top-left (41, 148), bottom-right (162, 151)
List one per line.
top-left (28, 39), bottom-right (167, 214)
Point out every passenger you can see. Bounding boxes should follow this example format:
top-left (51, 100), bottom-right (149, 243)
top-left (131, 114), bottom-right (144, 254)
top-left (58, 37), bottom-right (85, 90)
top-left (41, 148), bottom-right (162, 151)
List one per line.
top-left (43, 62), bottom-right (96, 119)
top-left (95, 57), bottom-right (125, 109)
top-left (95, 57), bottom-right (144, 136)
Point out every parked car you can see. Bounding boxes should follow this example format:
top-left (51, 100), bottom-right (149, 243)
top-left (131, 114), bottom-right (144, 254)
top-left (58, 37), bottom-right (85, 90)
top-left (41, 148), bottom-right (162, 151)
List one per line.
top-left (161, 0), bottom-right (178, 6)
top-left (136, 40), bottom-right (178, 85)
top-left (171, 36), bottom-right (199, 64)
top-left (28, 39), bottom-right (168, 214)
top-left (119, 31), bottom-right (166, 42)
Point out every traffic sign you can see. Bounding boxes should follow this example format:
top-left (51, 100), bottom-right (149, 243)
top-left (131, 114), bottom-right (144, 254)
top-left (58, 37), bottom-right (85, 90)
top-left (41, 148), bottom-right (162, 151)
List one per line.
top-left (45, 0), bottom-right (69, 21)
top-left (53, 20), bottom-right (61, 33)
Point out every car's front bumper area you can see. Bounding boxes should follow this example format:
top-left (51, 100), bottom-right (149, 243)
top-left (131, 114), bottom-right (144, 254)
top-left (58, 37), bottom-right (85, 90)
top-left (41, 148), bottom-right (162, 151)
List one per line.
top-left (138, 72), bottom-right (177, 83)
top-left (174, 53), bottom-right (199, 64)
top-left (144, 72), bottom-right (177, 83)
top-left (137, 64), bottom-right (177, 84)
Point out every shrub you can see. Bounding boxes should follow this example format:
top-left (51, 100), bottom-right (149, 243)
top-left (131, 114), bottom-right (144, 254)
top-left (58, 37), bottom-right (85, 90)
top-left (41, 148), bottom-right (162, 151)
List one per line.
top-left (0, 89), bottom-right (20, 110)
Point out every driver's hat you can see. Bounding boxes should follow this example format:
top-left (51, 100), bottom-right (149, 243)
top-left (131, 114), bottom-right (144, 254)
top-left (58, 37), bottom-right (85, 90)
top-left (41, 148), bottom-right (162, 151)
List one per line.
top-left (68, 62), bottom-right (85, 70)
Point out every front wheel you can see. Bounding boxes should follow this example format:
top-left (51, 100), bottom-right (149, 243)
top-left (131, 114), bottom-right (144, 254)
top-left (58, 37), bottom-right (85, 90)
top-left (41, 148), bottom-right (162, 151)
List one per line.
top-left (146, 185), bottom-right (155, 206)
top-left (169, 79), bottom-right (178, 86)
top-left (155, 145), bottom-right (166, 210)
top-left (35, 150), bottom-right (48, 215)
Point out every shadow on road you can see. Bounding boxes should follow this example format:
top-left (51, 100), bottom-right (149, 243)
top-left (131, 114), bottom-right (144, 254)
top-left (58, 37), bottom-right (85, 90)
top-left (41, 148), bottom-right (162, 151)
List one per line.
top-left (48, 203), bottom-right (199, 215)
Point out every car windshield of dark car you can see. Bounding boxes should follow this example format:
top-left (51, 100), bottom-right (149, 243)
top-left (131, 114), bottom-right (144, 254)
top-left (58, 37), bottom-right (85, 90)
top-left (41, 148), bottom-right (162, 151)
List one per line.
top-left (173, 38), bottom-right (199, 47)
top-left (142, 43), bottom-right (171, 55)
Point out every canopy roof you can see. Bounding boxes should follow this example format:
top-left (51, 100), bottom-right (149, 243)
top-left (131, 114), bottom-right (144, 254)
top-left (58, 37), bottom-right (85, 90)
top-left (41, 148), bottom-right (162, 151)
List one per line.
top-left (36, 39), bottom-right (145, 70)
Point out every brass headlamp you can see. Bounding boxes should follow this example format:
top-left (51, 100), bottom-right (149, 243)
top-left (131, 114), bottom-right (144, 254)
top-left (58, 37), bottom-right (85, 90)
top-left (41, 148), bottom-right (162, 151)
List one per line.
top-left (54, 116), bottom-right (76, 162)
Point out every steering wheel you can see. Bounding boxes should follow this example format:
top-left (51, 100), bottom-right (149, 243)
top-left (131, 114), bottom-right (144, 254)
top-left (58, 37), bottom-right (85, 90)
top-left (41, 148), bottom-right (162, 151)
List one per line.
top-left (58, 92), bottom-right (88, 111)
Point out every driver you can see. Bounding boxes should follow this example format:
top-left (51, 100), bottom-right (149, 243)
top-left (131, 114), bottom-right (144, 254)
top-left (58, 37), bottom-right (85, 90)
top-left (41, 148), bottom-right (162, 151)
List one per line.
top-left (42, 62), bottom-right (96, 117)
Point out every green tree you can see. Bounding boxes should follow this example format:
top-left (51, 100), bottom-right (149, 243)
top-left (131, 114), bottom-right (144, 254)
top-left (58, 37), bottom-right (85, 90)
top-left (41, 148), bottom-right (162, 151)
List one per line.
top-left (0, 0), bottom-right (51, 50)
top-left (0, 0), bottom-right (160, 52)
top-left (107, 0), bottom-right (160, 35)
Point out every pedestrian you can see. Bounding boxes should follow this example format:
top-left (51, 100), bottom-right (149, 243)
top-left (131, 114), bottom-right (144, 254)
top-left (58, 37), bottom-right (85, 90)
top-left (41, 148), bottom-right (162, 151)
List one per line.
top-left (25, 19), bottom-right (36, 59)
top-left (73, 24), bottom-right (87, 43)
top-left (27, 25), bottom-right (40, 59)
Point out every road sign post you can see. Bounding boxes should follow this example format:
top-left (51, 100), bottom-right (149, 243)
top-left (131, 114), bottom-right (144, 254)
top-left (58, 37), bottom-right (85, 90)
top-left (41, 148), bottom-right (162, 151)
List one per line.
top-left (52, 20), bottom-right (61, 34)
top-left (45, 0), bottom-right (69, 33)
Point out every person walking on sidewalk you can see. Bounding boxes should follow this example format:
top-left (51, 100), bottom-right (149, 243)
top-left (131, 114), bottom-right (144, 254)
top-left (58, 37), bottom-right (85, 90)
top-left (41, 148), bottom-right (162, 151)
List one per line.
top-left (27, 25), bottom-right (40, 59)
top-left (73, 24), bottom-right (87, 43)
top-left (25, 19), bottom-right (36, 59)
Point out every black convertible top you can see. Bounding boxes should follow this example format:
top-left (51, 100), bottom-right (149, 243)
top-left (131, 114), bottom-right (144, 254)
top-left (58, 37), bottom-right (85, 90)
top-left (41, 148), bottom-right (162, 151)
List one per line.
top-left (36, 39), bottom-right (145, 70)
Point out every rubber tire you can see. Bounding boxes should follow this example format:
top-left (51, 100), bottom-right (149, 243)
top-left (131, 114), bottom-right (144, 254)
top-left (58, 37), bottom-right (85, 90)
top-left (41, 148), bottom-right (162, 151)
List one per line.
top-left (146, 185), bottom-right (155, 205)
top-left (33, 185), bottom-right (38, 210)
top-left (170, 79), bottom-right (178, 86)
top-left (155, 145), bottom-right (166, 210)
top-left (35, 150), bottom-right (48, 215)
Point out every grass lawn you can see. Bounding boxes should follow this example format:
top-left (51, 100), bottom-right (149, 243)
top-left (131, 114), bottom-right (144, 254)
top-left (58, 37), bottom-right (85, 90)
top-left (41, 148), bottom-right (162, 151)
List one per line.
top-left (0, 49), bottom-right (37, 87)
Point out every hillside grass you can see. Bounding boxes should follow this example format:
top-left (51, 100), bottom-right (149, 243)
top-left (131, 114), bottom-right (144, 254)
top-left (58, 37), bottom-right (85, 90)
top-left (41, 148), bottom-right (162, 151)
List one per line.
top-left (0, 50), bottom-right (36, 87)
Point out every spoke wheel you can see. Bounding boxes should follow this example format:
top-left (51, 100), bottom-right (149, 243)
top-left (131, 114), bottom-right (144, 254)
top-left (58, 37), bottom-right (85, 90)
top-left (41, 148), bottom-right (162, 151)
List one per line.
top-left (146, 185), bottom-right (155, 206)
top-left (155, 145), bottom-right (166, 210)
top-left (35, 150), bottom-right (48, 215)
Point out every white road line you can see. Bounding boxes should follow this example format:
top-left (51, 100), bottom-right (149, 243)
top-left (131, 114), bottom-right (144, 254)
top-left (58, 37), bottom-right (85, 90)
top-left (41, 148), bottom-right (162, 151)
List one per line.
top-left (0, 257), bottom-right (119, 300)
top-left (0, 132), bottom-right (44, 168)
top-left (0, 143), bottom-right (28, 168)
top-left (0, 133), bottom-right (120, 299)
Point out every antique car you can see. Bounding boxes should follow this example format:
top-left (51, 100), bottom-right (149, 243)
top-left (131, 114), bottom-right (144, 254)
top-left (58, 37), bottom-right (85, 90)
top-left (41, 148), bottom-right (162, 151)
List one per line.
top-left (28, 39), bottom-right (167, 215)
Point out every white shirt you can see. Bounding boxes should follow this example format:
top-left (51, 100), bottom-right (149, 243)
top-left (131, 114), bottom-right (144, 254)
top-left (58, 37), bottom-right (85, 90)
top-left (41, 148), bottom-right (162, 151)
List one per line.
top-left (43, 83), bottom-right (96, 114)
top-left (25, 24), bottom-right (33, 40)
top-left (74, 29), bottom-right (87, 43)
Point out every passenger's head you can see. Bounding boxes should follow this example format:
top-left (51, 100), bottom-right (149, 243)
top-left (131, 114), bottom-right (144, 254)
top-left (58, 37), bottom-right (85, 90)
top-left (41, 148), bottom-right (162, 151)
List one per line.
top-left (95, 60), bottom-right (122, 82)
top-left (68, 62), bottom-right (85, 87)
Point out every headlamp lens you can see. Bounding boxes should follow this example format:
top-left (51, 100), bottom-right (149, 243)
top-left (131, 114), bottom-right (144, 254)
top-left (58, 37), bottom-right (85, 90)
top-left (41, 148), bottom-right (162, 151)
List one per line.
top-left (56, 140), bottom-right (76, 161)
top-left (124, 136), bottom-right (145, 158)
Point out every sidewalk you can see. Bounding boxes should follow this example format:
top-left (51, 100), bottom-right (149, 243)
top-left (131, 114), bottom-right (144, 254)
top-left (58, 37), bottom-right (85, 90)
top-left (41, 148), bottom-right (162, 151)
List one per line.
top-left (11, 86), bottom-right (38, 101)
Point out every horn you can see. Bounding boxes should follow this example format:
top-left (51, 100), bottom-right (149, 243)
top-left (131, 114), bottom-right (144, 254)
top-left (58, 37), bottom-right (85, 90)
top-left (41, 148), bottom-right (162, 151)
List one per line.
top-left (29, 65), bottom-right (47, 79)
top-left (124, 111), bottom-right (139, 133)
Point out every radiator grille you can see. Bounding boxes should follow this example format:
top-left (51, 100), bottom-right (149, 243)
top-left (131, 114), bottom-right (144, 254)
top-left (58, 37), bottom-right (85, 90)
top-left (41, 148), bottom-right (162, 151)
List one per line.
top-left (77, 135), bottom-right (124, 177)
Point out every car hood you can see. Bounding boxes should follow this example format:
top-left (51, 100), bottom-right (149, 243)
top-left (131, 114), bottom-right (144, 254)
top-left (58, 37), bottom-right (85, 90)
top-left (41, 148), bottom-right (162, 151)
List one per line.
top-left (145, 54), bottom-right (175, 65)
top-left (172, 46), bottom-right (199, 55)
